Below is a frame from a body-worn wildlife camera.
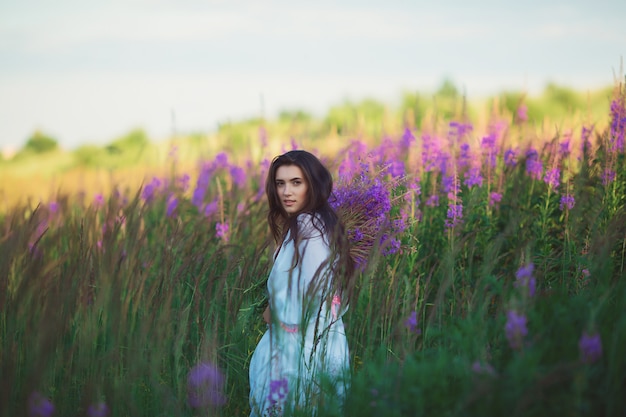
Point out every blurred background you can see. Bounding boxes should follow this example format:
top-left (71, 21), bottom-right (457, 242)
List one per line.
top-left (1, 0), bottom-right (624, 156)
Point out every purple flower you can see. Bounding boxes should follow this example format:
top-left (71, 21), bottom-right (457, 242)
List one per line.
top-left (579, 332), bottom-right (602, 364)
top-left (204, 201), bottom-right (218, 217)
top-left (87, 402), bottom-right (109, 417)
top-left (481, 133), bottom-right (497, 168)
top-left (166, 195), bottom-right (178, 218)
top-left (216, 222), bottom-right (229, 242)
top-left (504, 148), bottom-right (518, 167)
top-left (187, 362), bottom-right (226, 408)
top-left (602, 169), bottom-right (616, 186)
top-left (559, 195), bottom-right (575, 211)
top-left (543, 168), bottom-right (560, 190)
top-left (525, 149), bottom-right (543, 180)
top-left (425, 194), bottom-right (439, 207)
top-left (388, 159), bottom-right (405, 178)
top-left (404, 311), bottom-right (421, 334)
top-left (192, 163), bottom-right (213, 209)
top-left (445, 203), bottom-right (463, 228)
top-left (559, 136), bottom-right (571, 157)
top-left (94, 193), bottom-right (105, 208)
top-left (48, 201), bottom-right (59, 213)
top-left (28, 392), bottom-right (54, 417)
top-left (230, 166), bottom-right (247, 188)
top-left (505, 310), bottom-right (528, 350)
top-left (459, 143), bottom-right (471, 168)
top-left (382, 237), bottom-right (401, 255)
top-left (609, 97), bottom-right (625, 153)
top-left (268, 378), bottom-right (289, 404)
top-left (215, 152), bottom-right (229, 167)
top-left (401, 127), bottom-right (416, 149)
top-left (489, 192), bottom-right (502, 207)
top-left (464, 167), bottom-right (484, 188)
top-left (581, 125), bottom-right (594, 153)
top-left (141, 177), bottom-right (161, 203)
top-left (442, 175), bottom-right (456, 193)
top-left (515, 263), bottom-right (536, 297)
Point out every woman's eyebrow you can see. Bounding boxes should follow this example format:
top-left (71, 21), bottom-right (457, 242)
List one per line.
top-left (276, 177), bottom-right (303, 181)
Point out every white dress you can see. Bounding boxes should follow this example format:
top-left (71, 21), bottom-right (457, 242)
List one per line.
top-left (249, 213), bottom-right (350, 416)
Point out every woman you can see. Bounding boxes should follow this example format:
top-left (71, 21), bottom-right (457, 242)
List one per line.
top-left (249, 150), bottom-right (353, 416)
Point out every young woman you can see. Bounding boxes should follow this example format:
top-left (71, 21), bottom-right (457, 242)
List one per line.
top-left (249, 150), bottom-right (353, 416)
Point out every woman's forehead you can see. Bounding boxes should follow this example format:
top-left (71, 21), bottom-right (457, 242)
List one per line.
top-left (276, 165), bottom-right (305, 180)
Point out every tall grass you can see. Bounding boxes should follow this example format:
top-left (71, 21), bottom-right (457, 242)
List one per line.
top-left (1, 80), bottom-right (625, 417)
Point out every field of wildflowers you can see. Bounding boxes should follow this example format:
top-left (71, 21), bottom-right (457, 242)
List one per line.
top-left (1, 79), bottom-right (625, 416)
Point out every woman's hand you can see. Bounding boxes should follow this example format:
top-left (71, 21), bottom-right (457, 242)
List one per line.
top-left (263, 305), bottom-right (271, 324)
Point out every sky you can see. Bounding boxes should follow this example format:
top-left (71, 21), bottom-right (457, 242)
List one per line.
top-left (1, 0), bottom-right (625, 152)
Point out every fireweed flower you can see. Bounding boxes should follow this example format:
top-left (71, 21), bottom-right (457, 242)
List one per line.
top-left (48, 201), bottom-right (59, 213)
top-left (425, 194), bottom-right (439, 207)
top-left (459, 143), bottom-right (471, 168)
top-left (192, 163), bottom-right (213, 209)
top-left (609, 97), bottom-right (625, 153)
top-left (166, 195), bottom-right (178, 217)
top-left (559, 195), bottom-right (575, 211)
top-left (602, 169), bottom-right (616, 186)
top-left (581, 125), bottom-right (594, 154)
top-left (445, 203), bottom-right (463, 228)
top-left (216, 222), bottom-right (229, 242)
top-left (405, 311), bottom-right (421, 334)
top-left (489, 192), bottom-right (502, 207)
top-left (504, 148), bottom-right (518, 167)
top-left (543, 168), bottom-right (560, 190)
top-left (87, 402), bottom-right (110, 417)
top-left (515, 263), bottom-right (536, 297)
top-left (579, 332), bottom-right (602, 364)
top-left (230, 165), bottom-right (247, 188)
top-left (187, 362), bottom-right (226, 408)
top-left (481, 133), bottom-right (497, 168)
top-left (559, 135), bottom-right (571, 158)
top-left (204, 201), bottom-right (218, 217)
top-left (464, 167), bottom-right (484, 188)
top-left (28, 392), bottom-right (54, 417)
top-left (94, 193), bottom-right (105, 208)
top-left (525, 149), bottom-right (543, 180)
top-left (505, 310), bottom-right (528, 350)
top-left (388, 159), bottom-right (405, 178)
top-left (143, 177), bottom-right (163, 203)
top-left (401, 126), bottom-right (416, 149)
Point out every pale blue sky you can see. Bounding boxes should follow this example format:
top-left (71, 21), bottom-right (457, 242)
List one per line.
top-left (1, 0), bottom-right (624, 150)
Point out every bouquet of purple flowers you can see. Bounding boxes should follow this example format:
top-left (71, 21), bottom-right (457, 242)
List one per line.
top-left (331, 166), bottom-right (404, 269)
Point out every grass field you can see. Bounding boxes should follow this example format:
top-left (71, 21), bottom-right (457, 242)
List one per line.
top-left (1, 80), bottom-right (625, 416)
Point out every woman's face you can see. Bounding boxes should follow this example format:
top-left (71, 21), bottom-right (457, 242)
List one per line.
top-left (275, 164), bottom-right (308, 215)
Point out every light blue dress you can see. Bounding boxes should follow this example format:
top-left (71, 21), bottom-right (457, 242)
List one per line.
top-left (249, 214), bottom-right (350, 416)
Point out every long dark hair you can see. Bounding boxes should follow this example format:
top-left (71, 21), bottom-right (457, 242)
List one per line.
top-left (265, 150), bottom-right (354, 288)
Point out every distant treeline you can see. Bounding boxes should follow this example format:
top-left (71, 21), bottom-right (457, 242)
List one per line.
top-left (1, 79), bottom-right (613, 167)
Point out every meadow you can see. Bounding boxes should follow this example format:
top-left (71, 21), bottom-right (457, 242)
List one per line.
top-left (1, 80), bottom-right (625, 416)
